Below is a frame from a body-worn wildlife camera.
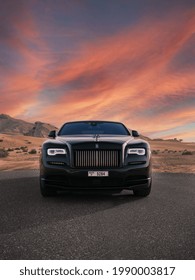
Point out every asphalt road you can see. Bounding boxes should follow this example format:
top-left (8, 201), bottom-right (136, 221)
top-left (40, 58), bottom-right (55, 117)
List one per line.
top-left (0, 171), bottom-right (194, 260)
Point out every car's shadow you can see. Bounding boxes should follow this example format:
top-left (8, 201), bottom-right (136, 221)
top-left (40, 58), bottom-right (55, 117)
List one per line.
top-left (0, 176), bottom-right (146, 233)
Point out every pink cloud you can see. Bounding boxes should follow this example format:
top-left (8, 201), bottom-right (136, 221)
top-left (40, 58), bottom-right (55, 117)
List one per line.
top-left (1, 6), bottom-right (195, 141)
top-left (34, 10), bottom-right (195, 139)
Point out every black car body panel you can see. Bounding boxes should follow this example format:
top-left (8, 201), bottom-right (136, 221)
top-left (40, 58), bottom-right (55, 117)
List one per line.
top-left (40, 121), bottom-right (152, 195)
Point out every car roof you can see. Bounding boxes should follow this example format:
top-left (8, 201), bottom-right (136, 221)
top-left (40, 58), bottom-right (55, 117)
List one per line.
top-left (63, 120), bottom-right (125, 125)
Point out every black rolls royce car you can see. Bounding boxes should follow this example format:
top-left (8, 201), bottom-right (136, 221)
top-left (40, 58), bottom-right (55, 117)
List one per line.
top-left (40, 121), bottom-right (152, 197)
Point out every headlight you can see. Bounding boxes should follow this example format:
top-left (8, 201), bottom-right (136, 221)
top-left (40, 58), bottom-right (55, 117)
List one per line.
top-left (47, 148), bottom-right (67, 156)
top-left (127, 148), bottom-right (145, 155)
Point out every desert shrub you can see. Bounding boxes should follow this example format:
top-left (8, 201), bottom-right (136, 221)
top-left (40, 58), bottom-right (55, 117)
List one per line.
top-left (0, 139), bottom-right (3, 142)
top-left (182, 151), bottom-right (193, 155)
top-left (20, 146), bottom-right (28, 152)
top-left (0, 149), bottom-right (8, 158)
top-left (7, 148), bottom-right (14, 152)
top-left (29, 149), bottom-right (37, 154)
top-left (152, 150), bottom-right (158, 155)
top-left (27, 141), bottom-right (32, 144)
top-left (15, 147), bottom-right (20, 150)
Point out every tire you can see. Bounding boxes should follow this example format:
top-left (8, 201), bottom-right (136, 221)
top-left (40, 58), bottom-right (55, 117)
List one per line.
top-left (40, 178), bottom-right (57, 197)
top-left (133, 181), bottom-right (152, 197)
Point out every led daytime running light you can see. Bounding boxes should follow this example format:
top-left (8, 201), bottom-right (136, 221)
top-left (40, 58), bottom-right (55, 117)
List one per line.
top-left (47, 148), bottom-right (66, 156)
top-left (127, 148), bottom-right (145, 155)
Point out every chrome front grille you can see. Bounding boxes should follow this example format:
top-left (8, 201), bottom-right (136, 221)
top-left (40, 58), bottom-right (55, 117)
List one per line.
top-left (74, 150), bottom-right (120, 168)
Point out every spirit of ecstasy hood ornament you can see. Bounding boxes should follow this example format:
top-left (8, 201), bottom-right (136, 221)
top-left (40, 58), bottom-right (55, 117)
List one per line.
top-left (94, 134), bottom-right (100, 142)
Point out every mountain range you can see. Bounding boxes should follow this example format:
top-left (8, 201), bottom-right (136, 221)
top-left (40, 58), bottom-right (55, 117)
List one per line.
top-left (0, 114), bottom-right (153, 140)
top-left (0, 114), bottom-right (58, 138)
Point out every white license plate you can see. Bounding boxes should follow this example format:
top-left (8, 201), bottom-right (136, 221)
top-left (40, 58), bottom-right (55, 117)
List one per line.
top-left (88, 171), bottom-right (109, 177)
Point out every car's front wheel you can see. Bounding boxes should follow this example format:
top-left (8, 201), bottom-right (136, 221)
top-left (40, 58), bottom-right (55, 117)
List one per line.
top-left (133, 181), bottom-right (152, 197)
top-left (40, 178), bottom-right (57, 197)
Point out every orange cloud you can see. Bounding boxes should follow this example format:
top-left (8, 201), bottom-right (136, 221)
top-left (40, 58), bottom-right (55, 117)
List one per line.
top-left (0, 3), bottom-right (52, 116)
top-left (33, 10), bottom-right (195, 141)
top-left (1, 6), bottom-right (195, 141)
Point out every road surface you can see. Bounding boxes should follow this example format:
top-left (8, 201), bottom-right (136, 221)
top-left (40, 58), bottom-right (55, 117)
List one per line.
top-left (0, 171), bottom-right (194, 259)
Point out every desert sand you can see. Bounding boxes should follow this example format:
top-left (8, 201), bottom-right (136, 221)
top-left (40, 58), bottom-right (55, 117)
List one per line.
top-left (0, 133), bottom-right (195, 173)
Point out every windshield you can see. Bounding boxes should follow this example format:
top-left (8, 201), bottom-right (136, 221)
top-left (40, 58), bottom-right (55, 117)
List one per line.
top-left (58, 122), bottom-right (130, 136)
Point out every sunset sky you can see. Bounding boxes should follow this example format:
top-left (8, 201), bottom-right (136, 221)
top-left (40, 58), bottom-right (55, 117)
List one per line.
top-left (0, 0), bottom-right (195, 141)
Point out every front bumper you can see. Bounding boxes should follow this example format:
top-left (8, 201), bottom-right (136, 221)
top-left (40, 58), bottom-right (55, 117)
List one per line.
top-left (40, 161), bottom-right (152, 192)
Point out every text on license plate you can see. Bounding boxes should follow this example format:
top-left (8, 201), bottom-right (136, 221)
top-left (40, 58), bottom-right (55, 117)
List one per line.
top-left (88, 171), bottom-right (109, 177)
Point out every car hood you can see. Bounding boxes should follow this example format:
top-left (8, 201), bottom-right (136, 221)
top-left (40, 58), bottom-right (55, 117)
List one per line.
top-left (54, 135), bottom-right (141, 145)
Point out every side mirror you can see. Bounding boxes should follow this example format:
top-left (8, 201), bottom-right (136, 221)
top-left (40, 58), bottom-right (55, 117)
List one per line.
top-left (48, 130), bottom-right (56, 138)
top-left (132, 130), bottom-right (140, 137)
